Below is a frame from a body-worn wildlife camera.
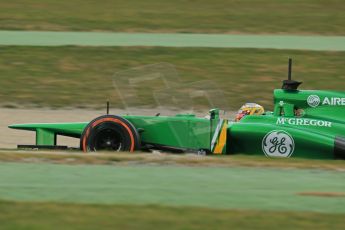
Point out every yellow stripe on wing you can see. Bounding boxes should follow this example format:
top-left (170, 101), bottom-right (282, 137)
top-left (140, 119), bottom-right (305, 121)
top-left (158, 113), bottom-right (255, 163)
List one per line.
top-left (213, 120), bottom-right (228, 154)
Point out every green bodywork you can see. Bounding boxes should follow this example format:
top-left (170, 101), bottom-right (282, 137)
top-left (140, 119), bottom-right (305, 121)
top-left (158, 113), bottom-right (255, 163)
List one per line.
top-left (9, 110), bottom-right (223, 153)
top-left (229, 89), bottom-right (345, 159)
top-left (9, 88), bottom-right (345, 159)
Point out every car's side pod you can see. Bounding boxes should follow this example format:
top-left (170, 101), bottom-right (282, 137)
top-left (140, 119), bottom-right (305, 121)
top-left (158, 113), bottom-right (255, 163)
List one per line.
top-left (80, 115), bottom-right (141, 152)
top-left (334, 137), bottom-right (345, 159)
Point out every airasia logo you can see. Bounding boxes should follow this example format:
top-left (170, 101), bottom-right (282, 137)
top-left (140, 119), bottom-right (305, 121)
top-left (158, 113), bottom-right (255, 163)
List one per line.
top-left (262, 130), bottom-right (294, 157)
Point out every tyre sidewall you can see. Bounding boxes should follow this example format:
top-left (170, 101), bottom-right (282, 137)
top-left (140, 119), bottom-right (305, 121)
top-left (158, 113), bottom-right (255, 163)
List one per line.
top-left (80, 115), bottom-right (140, 152)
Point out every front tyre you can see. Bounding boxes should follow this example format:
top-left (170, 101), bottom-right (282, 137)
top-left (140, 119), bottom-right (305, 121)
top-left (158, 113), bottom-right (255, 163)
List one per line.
top-left (80, 115), bottom-right (140, 152)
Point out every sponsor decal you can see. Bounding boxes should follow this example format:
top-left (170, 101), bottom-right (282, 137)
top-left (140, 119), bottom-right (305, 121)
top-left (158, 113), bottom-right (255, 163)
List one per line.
top-left (307, 95), bottom-right (345, 107)
top-left (322, 97), bottom-right (345, 106)
top-left (276, 118), bottom-right (332, 127)
top-left (307, 95), bottom-right (320, 107)
top-left (262, 130), bottom-right (294, 157)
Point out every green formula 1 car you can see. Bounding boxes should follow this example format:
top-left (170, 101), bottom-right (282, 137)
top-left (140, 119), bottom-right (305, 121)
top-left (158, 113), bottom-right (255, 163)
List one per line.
top-left (9, 60), bottom-right (345, 159)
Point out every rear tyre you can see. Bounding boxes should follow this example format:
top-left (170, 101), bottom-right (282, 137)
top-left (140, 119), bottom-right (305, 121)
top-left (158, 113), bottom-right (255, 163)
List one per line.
top-left (80, 115), bottom-right (140, 152)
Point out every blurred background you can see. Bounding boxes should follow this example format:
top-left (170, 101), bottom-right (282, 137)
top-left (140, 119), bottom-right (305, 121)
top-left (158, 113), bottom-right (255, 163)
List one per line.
top-left (0, 0), bottom-right (344, 111)
top-left (0, 1), bottom-right (344, 229)
top-left (1, 0), bottom-right (344, 148)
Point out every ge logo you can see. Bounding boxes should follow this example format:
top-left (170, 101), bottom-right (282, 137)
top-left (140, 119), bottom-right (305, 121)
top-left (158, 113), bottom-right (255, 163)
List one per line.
top-left (262, 130), bottom-right (294, 157)
top-left (307, 95), bottom-right (320, 107)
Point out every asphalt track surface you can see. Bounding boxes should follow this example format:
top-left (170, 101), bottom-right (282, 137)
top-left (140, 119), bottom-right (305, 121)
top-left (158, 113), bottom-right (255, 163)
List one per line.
top-left (0, 162), bottom-right (344, 213)
top-left (0, 31), bottom-right (345, 51)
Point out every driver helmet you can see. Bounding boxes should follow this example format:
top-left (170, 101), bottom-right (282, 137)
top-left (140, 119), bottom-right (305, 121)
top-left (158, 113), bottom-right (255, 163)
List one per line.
top-left (235, 103), bottom-right (264, 122)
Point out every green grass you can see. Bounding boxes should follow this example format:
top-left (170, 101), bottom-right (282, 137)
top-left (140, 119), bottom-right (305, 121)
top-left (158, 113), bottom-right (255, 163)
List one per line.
top-left (1, 46), bottom-right (344, 110)
top-left (0, 154), bottom-right (344, 229)
top-left (1, 201), bottom-right (344, 230)
top-left (0, 162), bottom-right (344, 213)
top-left (0, 150), bottom-right (344, 170)
top-left (0, 0), bottom-right (344, 35)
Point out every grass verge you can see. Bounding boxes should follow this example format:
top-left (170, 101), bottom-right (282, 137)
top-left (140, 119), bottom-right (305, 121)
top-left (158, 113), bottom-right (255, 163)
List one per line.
top-left (0, 150), bottom-right (344, 170)
top-left (1, 46), bottom-right (344, 110)
top-left (0, 0), bottom-right (344, 35)
top-left (0, 200), bottom-right (344, 230)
